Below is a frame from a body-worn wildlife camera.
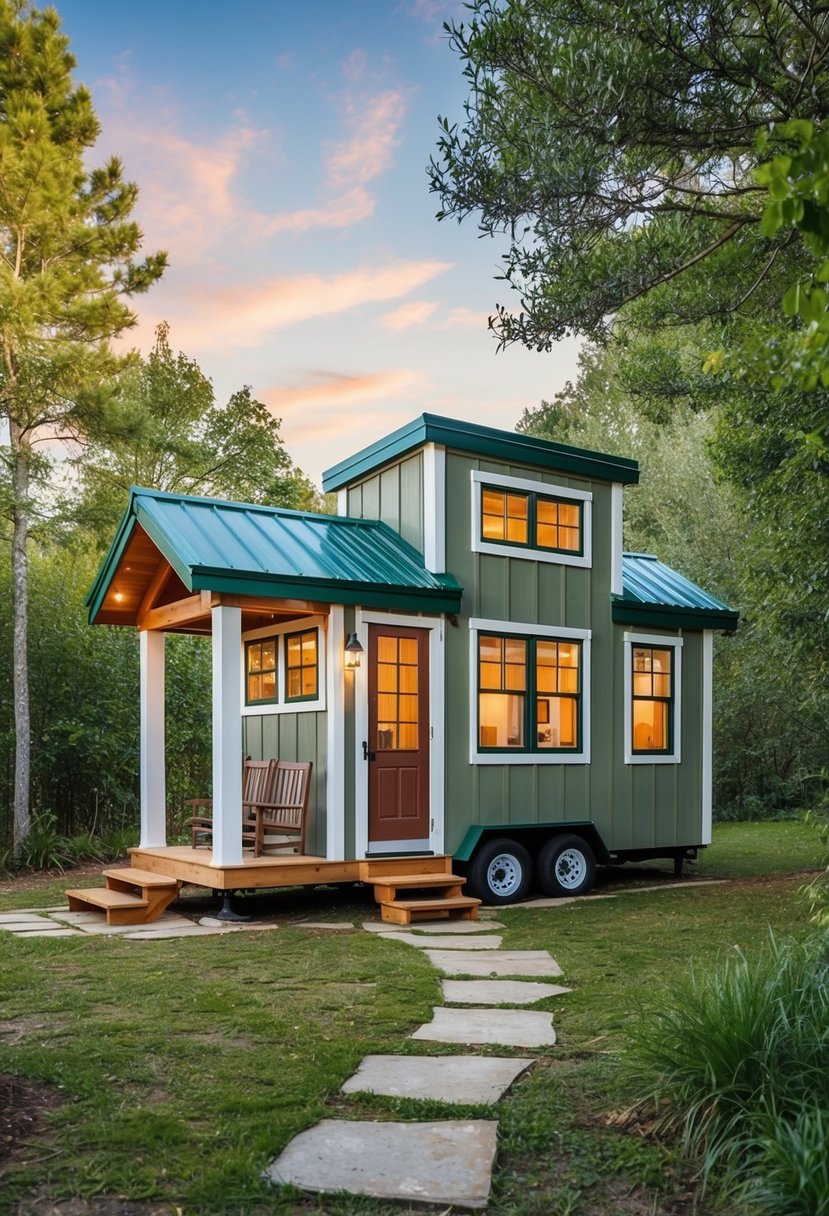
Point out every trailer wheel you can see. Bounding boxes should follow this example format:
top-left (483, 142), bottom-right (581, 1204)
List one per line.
top-left (466, 838), bottom-right (533, 905)
top-left (537, 834), bottom-right (596, 897)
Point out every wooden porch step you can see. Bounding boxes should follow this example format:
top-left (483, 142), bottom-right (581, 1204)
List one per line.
top-left (102, 867), bottom-right (179, 891)
top-left (372, 873), bottom-right (467, 903)
top-left (371, 871), bottom-right (480, 925)
top-left (65, 869), bottom-right (179, 926)
top-left (378, 895), bottom-right (481, 926)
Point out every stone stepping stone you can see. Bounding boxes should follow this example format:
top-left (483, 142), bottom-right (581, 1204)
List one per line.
top-left (441, 978), bottom-right (572, 1005)
top-left (264, 1118), bottom-right (498, 1209)
top-left (412, 1006), bottom-right (556, 1048)
top-left (380, 931), bottom-right (503, 951)
top-left (425, 949), bottom-right (562, 978)
top-left (10, 926), bottom-right (82, 938)
top-left (125, 923), bottom-right (238, 939)
top-left (342, 1054), bottom-right (532, 1103)
top-left (363, 919), bottom-right (504, 934)
top-left (0, 911), bottom-right (49, 923)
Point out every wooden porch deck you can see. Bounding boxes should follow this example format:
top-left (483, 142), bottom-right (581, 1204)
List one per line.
top-left (128, 845), bottom-right (453, 893)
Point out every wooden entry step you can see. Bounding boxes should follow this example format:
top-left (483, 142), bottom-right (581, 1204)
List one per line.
top-left (371, 872), bottom-right (481, 926)
top-left (65, 867), bottom-right (179, 926)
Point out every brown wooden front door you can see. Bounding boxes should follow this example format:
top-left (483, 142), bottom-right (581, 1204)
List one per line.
top-left (367, 623), bottom-right (430, 845)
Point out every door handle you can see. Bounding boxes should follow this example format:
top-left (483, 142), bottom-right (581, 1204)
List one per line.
top-left (362, 740), bottom-right (376, 761)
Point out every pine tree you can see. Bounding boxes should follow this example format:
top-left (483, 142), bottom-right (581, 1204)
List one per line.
top-left (0, 1), bottom-right (166, 848)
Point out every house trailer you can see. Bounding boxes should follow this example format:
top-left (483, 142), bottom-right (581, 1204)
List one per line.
top-left (81, 414), bottom-right (738, 923)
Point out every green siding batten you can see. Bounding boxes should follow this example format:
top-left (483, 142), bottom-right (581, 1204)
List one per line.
top-left (346, 452), bottom-right (424, 553)
top-left (243, 712), bottom-right (328, 856)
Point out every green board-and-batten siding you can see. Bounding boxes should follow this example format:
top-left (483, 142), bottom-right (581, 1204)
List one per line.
top-left (345, 452), bottom-right (424, 554)
top-left (243, 711), bottom-right (327, 857)
top-left (439, 450), bottom-right (705, 857)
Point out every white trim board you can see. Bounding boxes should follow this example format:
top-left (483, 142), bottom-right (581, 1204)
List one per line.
top-left (701, 631), bottom-right (714, 845)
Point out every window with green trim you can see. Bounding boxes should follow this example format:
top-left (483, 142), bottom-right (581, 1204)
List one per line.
top-left (285, 628), bottom-right (318, 702)
top-left (246, 637), bottom-right (277, 705)
top-left (478, 633), bottom-right (581, 752)
top-left (631, 645), bottom-right (673, 753)
top-left (480, 486), bottom-right (583, 555)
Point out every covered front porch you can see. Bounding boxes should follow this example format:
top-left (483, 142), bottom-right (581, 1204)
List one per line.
top-left (84, 486), bottom-right (464, 883)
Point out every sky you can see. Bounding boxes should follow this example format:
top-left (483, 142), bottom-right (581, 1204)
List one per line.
top-left (58, 0), bottom-right (581, 488)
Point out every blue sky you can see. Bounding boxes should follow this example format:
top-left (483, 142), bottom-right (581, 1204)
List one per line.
top-left (58, 0), bottom-right (581, 485)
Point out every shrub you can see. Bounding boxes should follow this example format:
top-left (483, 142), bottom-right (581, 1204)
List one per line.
top-left (630, 932), bottom-right (829, 1207)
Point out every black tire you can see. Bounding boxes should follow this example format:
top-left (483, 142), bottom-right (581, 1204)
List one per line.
top-left (536, 834), bottom-right (596, 897)
top-left (465, 837), bottom-right (533, 905)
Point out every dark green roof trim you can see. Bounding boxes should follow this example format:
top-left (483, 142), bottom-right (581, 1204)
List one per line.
top-left (322, 413), bottom-right (640, 491)
top-left (87, 486), bottom-right (463, 624)
top-left (612, 600), bottom-right (739, 632)
top-left (616, 552), bottom-right (739, 633)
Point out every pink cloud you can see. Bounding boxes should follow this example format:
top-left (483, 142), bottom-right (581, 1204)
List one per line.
top-left (325, 90), bottom-right (406, 189)
top-left (265, 368), bottom-right (423, 414)
top-left (380, 300), bottom-right (439, 330)
top-left (264, 187), bottom-right (375, 235)
top-left (169, 259), bottom-right (452, 347)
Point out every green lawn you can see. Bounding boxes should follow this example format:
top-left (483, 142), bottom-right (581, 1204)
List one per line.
top-left (0, 819), bottom-right (824, 1215)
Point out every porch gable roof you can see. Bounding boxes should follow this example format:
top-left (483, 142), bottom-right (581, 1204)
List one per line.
top-left (613, 553), bottom-right (739, 632)
top-left (86, 487), bottom-right (463, 625)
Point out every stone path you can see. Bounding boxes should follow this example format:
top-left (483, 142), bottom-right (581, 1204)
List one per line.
top-left (266, 912), bottom-right (568, 1210)
top-left (0, 906), bottom-right (275, 940)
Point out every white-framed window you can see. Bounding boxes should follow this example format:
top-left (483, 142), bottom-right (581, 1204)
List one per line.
top-left (469, 617), bottom-right (591, 765)
top-left (623, 632), bottom-right (682, 764)
top-left (471, 470), bottom-right (592, 568)
top-left (241, 616), bottom-right (326, 716)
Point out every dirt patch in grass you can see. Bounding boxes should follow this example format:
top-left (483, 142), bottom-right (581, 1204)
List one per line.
top-left (0, 860), bottom-right (116, 897)
top-left (0, 1074), bottom-right (61, 1166)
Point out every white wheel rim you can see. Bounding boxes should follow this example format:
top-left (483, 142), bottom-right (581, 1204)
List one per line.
top-left (486, 853), bottom-right (524, 897)
top-left (555, 848), bottom-right (587, 891)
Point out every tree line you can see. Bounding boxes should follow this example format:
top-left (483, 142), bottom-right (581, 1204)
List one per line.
top-left (3, 0), bottom-right (828, 861)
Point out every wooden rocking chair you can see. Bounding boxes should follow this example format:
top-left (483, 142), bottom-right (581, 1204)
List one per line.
top-left (188, 758), bottom-right (278, 848)
top-left (241, 760), bottom-right (312, 857)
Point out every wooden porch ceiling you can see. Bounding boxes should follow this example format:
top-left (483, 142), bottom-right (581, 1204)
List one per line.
top-left (94, 524), bottom-right (328, 634)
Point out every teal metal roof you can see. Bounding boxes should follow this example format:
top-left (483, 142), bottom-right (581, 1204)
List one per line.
top-left (87, 487), bottom-right (463, 623)
top-left (613, 553), bottom-right (739, 632)
top-left (322, 413), bottom-right (640, 491)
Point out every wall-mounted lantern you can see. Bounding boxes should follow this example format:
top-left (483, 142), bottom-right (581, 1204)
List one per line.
top-left (344, 632), bottom-right (364, 670)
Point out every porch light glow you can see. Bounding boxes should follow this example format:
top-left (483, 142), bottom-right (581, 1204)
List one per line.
top-left (344, 632), bottom-right (364, 669)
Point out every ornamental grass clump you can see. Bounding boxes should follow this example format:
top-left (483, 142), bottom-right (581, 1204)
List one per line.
top-left (630, 932), bottom-right (829, 1211)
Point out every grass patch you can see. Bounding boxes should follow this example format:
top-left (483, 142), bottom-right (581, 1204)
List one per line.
top-left (0, 819), bottom-right (823, 1214)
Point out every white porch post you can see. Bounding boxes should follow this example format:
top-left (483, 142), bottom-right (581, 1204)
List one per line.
top-left (211, 604), bottom-right (244, 866)
top-left (139, 630), bottom-right (167, 847)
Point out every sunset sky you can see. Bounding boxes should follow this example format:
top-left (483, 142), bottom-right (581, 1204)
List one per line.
top-left (59, 0), bottom-right (581, 486)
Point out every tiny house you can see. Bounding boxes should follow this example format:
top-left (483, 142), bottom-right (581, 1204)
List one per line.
top-left (84, 414), bottom-right (737, 919)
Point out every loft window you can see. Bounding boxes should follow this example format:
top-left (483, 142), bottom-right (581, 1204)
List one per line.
top-left (480, 486), bottom-right (583, 555)
top-left (285, 628), bottom-right (319, 703)
top-left (471, 472), bottom-right (592, 568)
top-left (631, 645), bottom-right (673, 754)
top-left (478, 633), bottom-right (582, 753)
top-left (246, 638), bottom-right (277, 705)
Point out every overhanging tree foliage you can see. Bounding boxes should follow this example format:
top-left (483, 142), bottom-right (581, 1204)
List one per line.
top-left (429, 0), bottom-right (829, 350)
top-left (0, 1), bottom-right (166, 849)
top-left (78, 323), bottom-right (319, 540)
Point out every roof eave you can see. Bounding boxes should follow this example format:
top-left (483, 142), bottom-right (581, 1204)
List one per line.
top-left (190, 567), bottom-right (463, 613)
top-left (612, 599), bottom-right (739, 633)
top-left (322, 413), bottom-right (640, 491)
